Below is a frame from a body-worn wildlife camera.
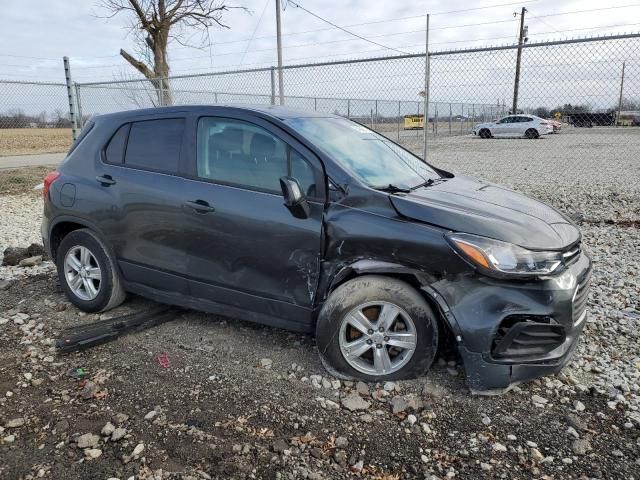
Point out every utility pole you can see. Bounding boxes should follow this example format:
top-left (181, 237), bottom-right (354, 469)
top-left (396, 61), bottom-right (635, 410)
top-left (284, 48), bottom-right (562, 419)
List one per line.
top-left (512, 7), bottom-right (527, 114)
top-left (275, 0), bottom-right (285, 105)
top-left (422, 13), bottom-right (430, 162)
top-left (617, 61), bottom-right (626, 126)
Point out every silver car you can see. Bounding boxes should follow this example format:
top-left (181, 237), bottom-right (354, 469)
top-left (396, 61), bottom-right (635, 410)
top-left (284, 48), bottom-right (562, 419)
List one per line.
top-left (473, 114), bottom-right (554, 139)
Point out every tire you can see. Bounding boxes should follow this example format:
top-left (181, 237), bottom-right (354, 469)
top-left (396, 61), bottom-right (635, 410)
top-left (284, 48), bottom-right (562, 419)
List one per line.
top-left (525, 128), bottom-right (539, 139)
top-left (56, 228), bottom-right (126, 313)
top-left (479, 128), bottom-right (492, 139)
top-left (316, 275), bottom-right (439, 381)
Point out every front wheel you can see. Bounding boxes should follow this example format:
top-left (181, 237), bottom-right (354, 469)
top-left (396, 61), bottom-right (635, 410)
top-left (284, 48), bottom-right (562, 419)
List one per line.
top-left (56, 229), bottom-right (126, 313)
top-left (316, 275), bottom-right (439, 381)
top-left (479, 128), bottom-right (492, 139)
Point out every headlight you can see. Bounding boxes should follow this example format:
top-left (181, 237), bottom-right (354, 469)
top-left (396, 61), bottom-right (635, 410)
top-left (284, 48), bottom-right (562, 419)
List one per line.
top-left (446, 233), bottom-right (563, 276)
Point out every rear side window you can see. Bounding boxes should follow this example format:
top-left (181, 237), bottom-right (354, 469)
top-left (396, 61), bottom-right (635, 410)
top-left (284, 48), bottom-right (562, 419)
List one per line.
top-left (124, 118), bottom-right (184, 174)
top-left (104, 124), bottom-right (130, 164)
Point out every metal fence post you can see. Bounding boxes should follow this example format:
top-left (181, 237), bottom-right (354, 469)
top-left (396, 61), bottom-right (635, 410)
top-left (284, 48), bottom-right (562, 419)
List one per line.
top-left (397, 101), bottom-right (401, 141)
top-left (347, 99), bottom-right (351, 119)
top-left (449, 103), bottom-right (452, 135)
top-left (375, 100), bottom-right (378, 129)
top-left (314, 97), bottom-right (317, 111)
top-left (214, 92), bottom-right (218, 103)
top-left (460, 104), bottom-right (464, 134)
top-left (63, 56), bottom-right (78, 140)
top-left (270, 67), bottom-right (276, 105)
top-left (434, 105), bottom-right (438, 135)
top-left (74, 82), bottom-right (83, 130)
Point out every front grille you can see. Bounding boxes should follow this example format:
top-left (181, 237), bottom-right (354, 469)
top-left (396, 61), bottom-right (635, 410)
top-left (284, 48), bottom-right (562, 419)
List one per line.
top-left (491, 315), bottom-right (566, 359)
top-left (572, 271), bottom-right (591, 324)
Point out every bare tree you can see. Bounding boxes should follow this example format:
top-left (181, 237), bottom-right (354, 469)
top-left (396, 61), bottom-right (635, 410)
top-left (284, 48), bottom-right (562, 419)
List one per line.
top-left (100, 0), bottom-right (242, 105)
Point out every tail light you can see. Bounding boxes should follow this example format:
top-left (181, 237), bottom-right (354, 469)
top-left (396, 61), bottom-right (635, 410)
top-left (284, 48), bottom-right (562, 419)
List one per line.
top-left (43, 171), bottom-right (61, 200)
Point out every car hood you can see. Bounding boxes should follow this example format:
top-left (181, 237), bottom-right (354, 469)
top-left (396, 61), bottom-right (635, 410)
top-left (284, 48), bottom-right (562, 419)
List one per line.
top-left (390, 175), bottom-right (580, 250)
top-left (474, 122), bottom-right (495, 129)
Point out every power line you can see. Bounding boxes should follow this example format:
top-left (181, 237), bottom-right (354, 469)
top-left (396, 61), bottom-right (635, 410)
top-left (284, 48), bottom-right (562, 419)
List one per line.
top-left (286, 0), bottom-right (408, 54)
top-left (238, 0), bottom-right (271, 66)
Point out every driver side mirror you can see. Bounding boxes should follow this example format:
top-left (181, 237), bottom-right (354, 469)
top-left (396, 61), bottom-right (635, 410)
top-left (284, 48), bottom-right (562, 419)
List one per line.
top-left (280, 176), bottom-right (310, 219)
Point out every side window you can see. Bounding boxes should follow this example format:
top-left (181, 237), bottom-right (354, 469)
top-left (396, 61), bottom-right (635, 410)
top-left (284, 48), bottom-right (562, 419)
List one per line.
top-left (124, 118), bottom-right (184, 173)
top-left (197, 117), bottom-right (317, 196)
top-left (104, 124), bottom-right (130, 164)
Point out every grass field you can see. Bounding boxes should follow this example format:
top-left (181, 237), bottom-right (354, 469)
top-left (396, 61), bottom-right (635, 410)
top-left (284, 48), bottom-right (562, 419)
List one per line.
top-left (0, 128), bottom-right (72, 156)
top-left (0, 165), bottom-right (50, 195)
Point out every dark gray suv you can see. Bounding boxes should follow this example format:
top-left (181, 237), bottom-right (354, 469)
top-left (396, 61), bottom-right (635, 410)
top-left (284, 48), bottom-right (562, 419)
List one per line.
top-left (42, 105), bottom-right (591, 392)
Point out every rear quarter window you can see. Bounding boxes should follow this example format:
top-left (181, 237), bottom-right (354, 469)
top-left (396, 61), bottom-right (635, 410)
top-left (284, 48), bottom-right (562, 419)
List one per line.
top-left (104, 124), bottom-right (130, 164)
top-left (124, 118), bottom-right (185, 174)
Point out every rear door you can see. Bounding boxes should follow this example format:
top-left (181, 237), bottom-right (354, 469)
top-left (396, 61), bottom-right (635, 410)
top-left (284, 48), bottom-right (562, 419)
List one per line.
top-left (180, 112), bottom-right (326, 327)
top-left (96, 115), bottom-right (189, 294)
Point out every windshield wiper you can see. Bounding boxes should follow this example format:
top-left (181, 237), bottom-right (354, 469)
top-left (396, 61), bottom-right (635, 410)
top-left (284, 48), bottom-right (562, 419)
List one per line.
top-left (373, 184), bottom-right (411, 194)
top-left (410, 177), bottom-right (448, 190)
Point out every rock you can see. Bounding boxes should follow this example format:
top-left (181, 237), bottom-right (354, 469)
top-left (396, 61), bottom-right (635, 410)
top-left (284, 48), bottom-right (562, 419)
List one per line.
top-left (0, 317), bottom-right (8, 325)
top-left (23, 372), bottom-right (33, 381)
top-left (3, 435), bottom-right (15, 443)
top-left (79, 381), bottom-right (99, 400)
top-left (310, 447), bottom-right (324, 459)
top-left (111, 428), bottom-right (127, 441)
top-left (2, 246), bottom-right (28, 266)
top-left (54, 420), bottom-right (69, 433)
top-left (481, 415), bottom-right (491, 426)
top-left (333, 450), bottom-right (348, 466)
top-left (335, 436), bottom-right (349, 448)
top-left (5, 418), bottom-right (25, 428)
top-left (390, 396), bottom-right (409, 414)
top-left (405, 394), bottom-right (424, 412)
top-left (113, 413), bottom-right (129, 425)
top-left (19, 255), bottom-right (42, 267)
top-left (341, 392), bottom-right (370, 412)
top-left (144, 410), bottom-right (157, 421)
top-left (507, 434), bottom-right (517, 441)
top-left (572, 438), bottom-right (592, 455)
top-left (383, 381), bottom-right (398, 392)
top-left (573, 400), bottom-right (586, 412)
top-left (260, 358), bottom-right (273, 369)
top-left (76, 433), bottom-right (100, 449)
top-left (0, 280), bottom-right (10, 291)
top-left (532, 394), bottom-right (548, 405)
top-left (85, 448), bottom-right (102, 459)
top-left (531, 448), bottom-right (545, 461)
top-left (101, 422), bottom-right (115, 436)
top-left (480, 462), bottom-right (492, 471)
top-left (355, 381), bottom-right (369, 395)
top-left (272, 438), bottom-right (288, 453)
top-left (132, 443), bottom-right (145, 457)
top-left (566, 426), bottom-right (580, 439)
top-left (492, 442), bottom-right (507, 452)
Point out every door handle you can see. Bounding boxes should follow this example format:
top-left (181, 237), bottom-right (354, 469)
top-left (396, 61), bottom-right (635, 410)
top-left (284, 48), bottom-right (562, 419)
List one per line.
top-left (96, 175), bottom-right (116, 186)
top-left (184, 200), bottom-right (215, 213)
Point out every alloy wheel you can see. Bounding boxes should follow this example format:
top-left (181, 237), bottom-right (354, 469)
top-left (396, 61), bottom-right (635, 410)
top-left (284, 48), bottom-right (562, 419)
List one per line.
top-left (64, 246), bottom-right (102, 301)
top-left (338, 301), bottom-right (417, 376)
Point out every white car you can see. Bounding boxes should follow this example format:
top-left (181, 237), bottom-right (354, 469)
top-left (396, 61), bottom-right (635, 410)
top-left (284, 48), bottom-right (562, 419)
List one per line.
top-left (472, 114), bottom-right (553, 139)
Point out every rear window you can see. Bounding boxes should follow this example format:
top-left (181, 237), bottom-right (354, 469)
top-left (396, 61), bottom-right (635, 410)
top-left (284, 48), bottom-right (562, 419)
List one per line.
top-left (124, 118), bottom-right (184, 174)
top-left (104, 124), bottom-right (130, 164)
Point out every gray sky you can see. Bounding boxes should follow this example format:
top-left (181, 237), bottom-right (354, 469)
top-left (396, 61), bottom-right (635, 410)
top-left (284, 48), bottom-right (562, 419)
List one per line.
top-left (1, 0), bottom-right (639, 83)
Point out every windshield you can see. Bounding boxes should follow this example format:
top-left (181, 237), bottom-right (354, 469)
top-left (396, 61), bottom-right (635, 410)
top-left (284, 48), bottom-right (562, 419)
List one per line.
top-left (285, 117), bottom-right (439, 189)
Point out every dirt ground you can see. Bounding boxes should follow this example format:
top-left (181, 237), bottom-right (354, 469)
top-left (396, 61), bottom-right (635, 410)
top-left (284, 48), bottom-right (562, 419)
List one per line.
top-left (0, 166), bottom-right (50, 195)
top-left (0, 129), bottom-right (72, 156)
top-left (0, 271), bottom-right (638, 480)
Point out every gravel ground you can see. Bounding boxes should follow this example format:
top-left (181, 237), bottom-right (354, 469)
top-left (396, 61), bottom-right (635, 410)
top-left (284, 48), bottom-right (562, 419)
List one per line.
top-left (1, 129), bottom-right (639, 479)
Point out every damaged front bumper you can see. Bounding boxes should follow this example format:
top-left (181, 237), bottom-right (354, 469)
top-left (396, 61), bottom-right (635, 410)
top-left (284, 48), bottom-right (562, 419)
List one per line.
top-left (426, 251), bottom-right (592, 393)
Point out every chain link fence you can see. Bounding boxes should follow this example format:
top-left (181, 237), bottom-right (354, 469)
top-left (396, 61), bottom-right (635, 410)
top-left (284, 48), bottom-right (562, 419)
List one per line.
top-left (1, 34), bottom-right (639, 221)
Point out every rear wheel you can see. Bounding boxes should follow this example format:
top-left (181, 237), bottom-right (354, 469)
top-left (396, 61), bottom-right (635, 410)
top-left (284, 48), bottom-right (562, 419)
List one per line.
top-left (525, 128), bottom-right (539, 139)
top-left (316, 275), bottom-right (439, 381)
top-left (479, 128), bottom-right (492, 139)
top-left (56, 229), bottom-right (126, 313)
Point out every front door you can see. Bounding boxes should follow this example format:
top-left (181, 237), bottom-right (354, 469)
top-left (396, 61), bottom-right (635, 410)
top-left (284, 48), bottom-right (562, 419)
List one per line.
top-left (181, 114), bottom-right (325, 327)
